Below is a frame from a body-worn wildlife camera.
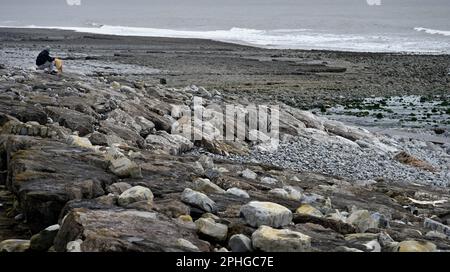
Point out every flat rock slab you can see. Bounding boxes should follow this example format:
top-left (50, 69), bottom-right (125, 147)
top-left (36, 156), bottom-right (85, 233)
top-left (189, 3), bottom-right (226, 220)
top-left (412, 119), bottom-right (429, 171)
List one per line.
top-left (1, 135), bottom-right (116, 232)
top-left (0, 96), bottom-right (48, 125)
top-left (46, 106), bottom-right (96, 136)
top-left (54, 208), bottom-right (210, 252)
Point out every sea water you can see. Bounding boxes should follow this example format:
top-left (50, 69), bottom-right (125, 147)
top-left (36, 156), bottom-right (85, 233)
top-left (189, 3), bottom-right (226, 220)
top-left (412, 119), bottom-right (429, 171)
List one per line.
top-left (1, 0), bottom-right (449, 53)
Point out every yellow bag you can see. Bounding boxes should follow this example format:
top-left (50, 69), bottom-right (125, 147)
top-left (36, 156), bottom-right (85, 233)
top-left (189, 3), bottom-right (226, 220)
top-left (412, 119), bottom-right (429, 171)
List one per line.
top-left (55, 58), bottom-right (63, 73)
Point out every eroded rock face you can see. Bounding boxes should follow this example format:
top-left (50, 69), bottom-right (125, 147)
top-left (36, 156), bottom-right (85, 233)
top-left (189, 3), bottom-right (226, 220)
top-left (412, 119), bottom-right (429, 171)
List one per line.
top-left (54, 208), bottom-right (210, 252)
top-left (145, 131), bottom-right (193, 155)
top-left (46, 106), bottom-right (95, 137)
top-left (0, 135), bottom-right (116, 232)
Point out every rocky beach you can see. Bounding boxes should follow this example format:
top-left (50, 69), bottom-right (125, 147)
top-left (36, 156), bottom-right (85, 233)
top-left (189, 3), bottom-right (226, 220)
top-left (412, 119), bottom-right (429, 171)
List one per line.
top-left (0, 27), bottom-right (449, 252)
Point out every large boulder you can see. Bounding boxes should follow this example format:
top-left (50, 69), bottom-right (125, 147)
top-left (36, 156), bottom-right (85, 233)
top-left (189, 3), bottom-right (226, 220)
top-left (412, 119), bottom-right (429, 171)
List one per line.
top-left (424, 218), bottom-right (450, 238)
top-left (252, 226), bottom-right (312, 252)
top-left (268, 186), bottom-right (302, 201)
top-left (30, 224), bottom-right (60, 252)
top-left (118, 186), bottom-right (154, 207)
top-left (226, 188), bottom-right (250, 198)
top-left (347, 210), bottom-right (385, 233)
top-left (240, 201), bottom-right (292, 228)
top-left (229, 234), bottom-right (253, 252)
top-left (109, 157), bottom-right (142, 178)
top-left (192, 178), bottom-right (225, 194)
top-left (195, 218), bottom-right (228, 242)
top-left (181, 188), bottom-right (217, 213)
top-left (241, 169), bottom-right (257, 180)
top-left (295, 204), bottom-right (324, 218)
top-left (88, 132), bottom-right (109, 146)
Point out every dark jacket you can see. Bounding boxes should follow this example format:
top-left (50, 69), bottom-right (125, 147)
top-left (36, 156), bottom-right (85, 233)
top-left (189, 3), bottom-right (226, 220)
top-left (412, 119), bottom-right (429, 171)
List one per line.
top-left (36, 50), bottom-right (55, 66)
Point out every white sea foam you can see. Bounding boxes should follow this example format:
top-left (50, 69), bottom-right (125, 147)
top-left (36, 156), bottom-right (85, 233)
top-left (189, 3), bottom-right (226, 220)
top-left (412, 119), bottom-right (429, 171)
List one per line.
top-left (1, 24), bottom-right (449, 54)
top-left (414, 27), bottom-right (450, 37)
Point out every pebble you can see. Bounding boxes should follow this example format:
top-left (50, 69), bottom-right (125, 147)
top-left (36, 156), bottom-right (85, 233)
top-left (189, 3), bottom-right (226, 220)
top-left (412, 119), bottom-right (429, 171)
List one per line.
top-left (214, 133), bottom-right (449, 186)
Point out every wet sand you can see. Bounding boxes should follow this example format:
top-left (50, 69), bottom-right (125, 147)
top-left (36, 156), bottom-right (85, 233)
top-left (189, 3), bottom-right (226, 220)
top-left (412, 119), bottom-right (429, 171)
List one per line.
top-left (1, 27), bottom-right (449, 110)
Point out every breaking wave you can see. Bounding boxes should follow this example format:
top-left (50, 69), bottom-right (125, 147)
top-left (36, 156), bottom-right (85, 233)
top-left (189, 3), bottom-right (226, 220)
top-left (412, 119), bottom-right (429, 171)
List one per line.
top-left (1, 24), bottom-right (449, 54)
top-left (414, 27), bottom-right (450, 37)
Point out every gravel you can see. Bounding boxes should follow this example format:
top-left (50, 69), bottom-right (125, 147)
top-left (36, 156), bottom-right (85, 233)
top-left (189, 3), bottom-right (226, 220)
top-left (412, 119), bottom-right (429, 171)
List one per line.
top-left (198, 135), bottom-right (450, 187)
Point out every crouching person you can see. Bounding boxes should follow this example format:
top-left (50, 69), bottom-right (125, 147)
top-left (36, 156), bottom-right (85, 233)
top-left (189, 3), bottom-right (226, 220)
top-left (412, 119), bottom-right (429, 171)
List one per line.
top-left (36, 46), bottom-right (56, 74)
